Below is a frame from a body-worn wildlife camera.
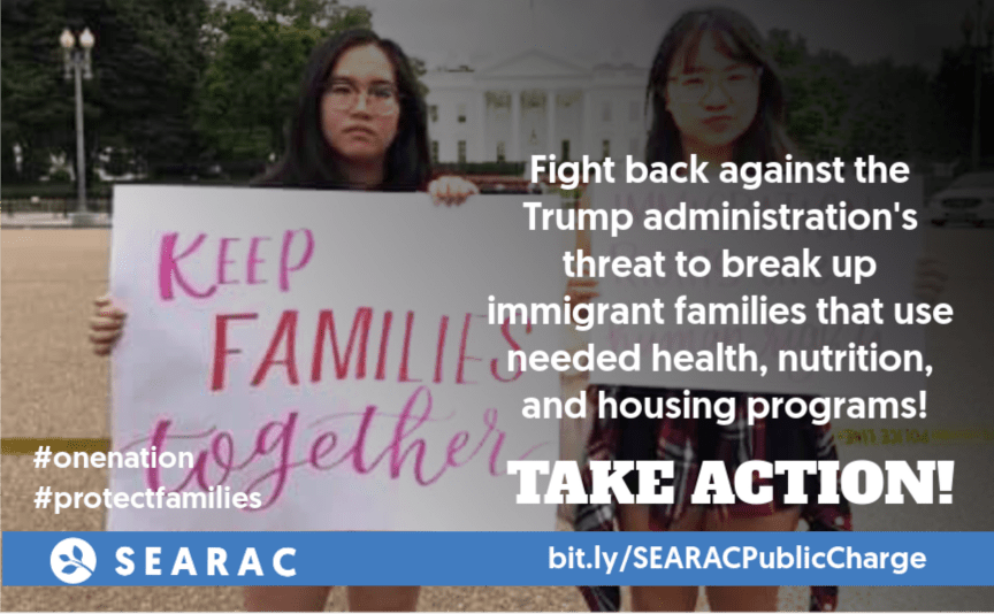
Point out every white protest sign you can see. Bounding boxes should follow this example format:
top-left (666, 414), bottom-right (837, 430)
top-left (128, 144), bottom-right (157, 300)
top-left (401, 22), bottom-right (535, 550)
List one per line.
top-left (107, 186), bottom-right (564, 531)
top-left (587, 180), bottom-right (927, 398)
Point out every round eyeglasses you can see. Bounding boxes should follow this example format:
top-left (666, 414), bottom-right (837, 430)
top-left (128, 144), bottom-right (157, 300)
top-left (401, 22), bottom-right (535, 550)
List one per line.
top-left (667, 66), bottom-right (763, 102)
top-left (323, 80), bottom-right (401, 116)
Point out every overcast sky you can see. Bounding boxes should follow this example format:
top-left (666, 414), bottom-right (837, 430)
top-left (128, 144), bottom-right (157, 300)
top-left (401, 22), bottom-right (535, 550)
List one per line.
top-left (358, 0), bottom-right (980, 72)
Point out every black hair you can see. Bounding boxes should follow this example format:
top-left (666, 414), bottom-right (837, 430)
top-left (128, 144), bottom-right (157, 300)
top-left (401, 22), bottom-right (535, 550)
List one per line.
top-left (645, 7), bottom-right (796, 165)
top-left (255, 29), bottom-right (431, 191)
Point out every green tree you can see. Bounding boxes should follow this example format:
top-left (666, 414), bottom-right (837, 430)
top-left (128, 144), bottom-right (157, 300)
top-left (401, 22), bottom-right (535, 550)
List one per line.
top-left (87, 0), bottom-right (210, 178)
top-left (1, 0), bottom-right (210, 184)
top-left (196, 0), bottom-right (371, 163)
top-left (767, 28), bottom-right (950, 165)
top-left (933, 46), bottom-right (992, 164)
top-left (768, 29), bottom-right (851, 160)
top-left (843, 60), bottom-right (928, 162)
top-left (2, 0), bottom-right (75, 183)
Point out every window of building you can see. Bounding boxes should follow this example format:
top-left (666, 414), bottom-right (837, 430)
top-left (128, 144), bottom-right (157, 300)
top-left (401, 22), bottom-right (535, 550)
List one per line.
top-left (629, 100), bottom-right (640, 122)
top-left (602, 139), bottom-right (611, 159)
top-left (429, 105), bottom-right (438, 123)
top-left (497, 141), bottom-right (506, 163)
top-left (601, 101), bottom-right (611, 123)
top-left (457, 103), bottom-right (467, 123)
top-left (431, 140), bottom-right (439, 163)
top-left (561, 139), bottom-right (570, 161)
top-left (458, 140), bottom-right (467, 163)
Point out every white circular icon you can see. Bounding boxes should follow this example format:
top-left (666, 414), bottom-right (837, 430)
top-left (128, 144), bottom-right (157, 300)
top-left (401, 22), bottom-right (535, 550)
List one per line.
top-left (50, 538), bottom-right (97, 584)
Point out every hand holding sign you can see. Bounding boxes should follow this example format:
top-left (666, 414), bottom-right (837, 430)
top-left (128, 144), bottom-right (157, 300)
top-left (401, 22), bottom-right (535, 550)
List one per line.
top-left (89, 295), bottom-right (126, 356)
top-left (106, 186), bottom-right (565, 533)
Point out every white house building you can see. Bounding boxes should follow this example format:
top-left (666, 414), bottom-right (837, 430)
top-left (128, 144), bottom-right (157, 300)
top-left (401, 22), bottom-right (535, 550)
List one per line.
top-left (422, 49), bottom-right (650, 166)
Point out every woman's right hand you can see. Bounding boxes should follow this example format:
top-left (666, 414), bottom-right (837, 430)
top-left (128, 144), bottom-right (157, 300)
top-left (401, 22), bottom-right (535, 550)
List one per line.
top-left (913, 257), bottom-right (948, 304)
top-left (89, 294), bottom-right (127, 356)
top-left (428, 175), bottom-right (479, 206)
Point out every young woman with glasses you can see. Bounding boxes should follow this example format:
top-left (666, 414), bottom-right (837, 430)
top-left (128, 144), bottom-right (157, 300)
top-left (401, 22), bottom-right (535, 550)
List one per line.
top-left (567, 7), bottom-right (944, 612)
top-left (89, 29), bottom-right (476, 611)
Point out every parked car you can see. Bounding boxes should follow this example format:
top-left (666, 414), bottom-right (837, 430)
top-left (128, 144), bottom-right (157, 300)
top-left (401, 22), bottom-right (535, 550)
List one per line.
top-left (927, 171), bottom-right (994, 227)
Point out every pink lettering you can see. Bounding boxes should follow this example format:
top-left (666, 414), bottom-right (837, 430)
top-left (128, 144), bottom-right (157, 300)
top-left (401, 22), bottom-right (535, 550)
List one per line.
top-left (247, 237), bottom-right (270, 285)
top-left (251, 311), bottom-right (300, 387)
top-left (218, 238), bottom-right (240, 285)
top-left (279, 229), bottom-right (314, 292)
top-left (158, 233), bottom-right (216, 300)
top-left (311, 308), bottom-right (373, 381)
top-left (212, 313), bottom-right (258, 391)
top-left (398, 311), bottom-right (421, 383)
top-left (456, 314), bottom-right (481, 385)
top-left (134, 387), bottom-right (536, 510)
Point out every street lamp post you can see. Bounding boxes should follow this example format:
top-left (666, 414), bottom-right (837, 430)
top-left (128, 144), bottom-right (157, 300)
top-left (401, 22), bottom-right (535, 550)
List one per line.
top-left (962, 0), bottom-right (994, 171)
top-left (60, 27), bottom-right (95, 226)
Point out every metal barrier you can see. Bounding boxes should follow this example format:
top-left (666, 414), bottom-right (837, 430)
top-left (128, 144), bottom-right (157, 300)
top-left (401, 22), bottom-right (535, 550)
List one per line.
top-left (0, 197), bottom-right (111, 216)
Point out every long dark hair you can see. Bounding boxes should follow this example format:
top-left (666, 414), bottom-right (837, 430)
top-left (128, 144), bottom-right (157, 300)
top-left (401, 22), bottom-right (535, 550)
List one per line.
top-left (645, 7), bottom-right (796, 165)
top-left (255, 29), bottom-right (431, 191)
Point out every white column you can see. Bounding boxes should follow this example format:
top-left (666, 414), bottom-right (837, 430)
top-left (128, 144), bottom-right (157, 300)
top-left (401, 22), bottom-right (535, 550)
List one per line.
top-left (477, 89), bottom-right (487, 162)
top-left (546, 90), bottom-right (556, 156)
top-left (510, 89), bottom-right (521, 162)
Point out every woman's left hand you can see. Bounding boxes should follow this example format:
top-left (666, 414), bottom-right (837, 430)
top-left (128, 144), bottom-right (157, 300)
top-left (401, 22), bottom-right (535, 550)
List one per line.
top-left (429, 176), bottom-right (479, 206)
top-left (914, 257), bottom-right (949, 303)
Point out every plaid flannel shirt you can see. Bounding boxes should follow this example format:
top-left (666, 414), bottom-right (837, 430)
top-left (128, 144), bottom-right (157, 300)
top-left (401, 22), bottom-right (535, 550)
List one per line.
top-left (573, 385), bottom-right (853, 612)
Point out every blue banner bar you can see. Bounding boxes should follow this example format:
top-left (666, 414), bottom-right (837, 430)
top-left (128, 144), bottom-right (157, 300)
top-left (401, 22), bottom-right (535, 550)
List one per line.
top-left (3, 532), bottom-right (991, 586)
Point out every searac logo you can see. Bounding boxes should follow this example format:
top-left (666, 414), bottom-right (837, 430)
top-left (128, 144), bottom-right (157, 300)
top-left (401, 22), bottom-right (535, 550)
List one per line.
top-left (50, 538), bottom-right (97, 584)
